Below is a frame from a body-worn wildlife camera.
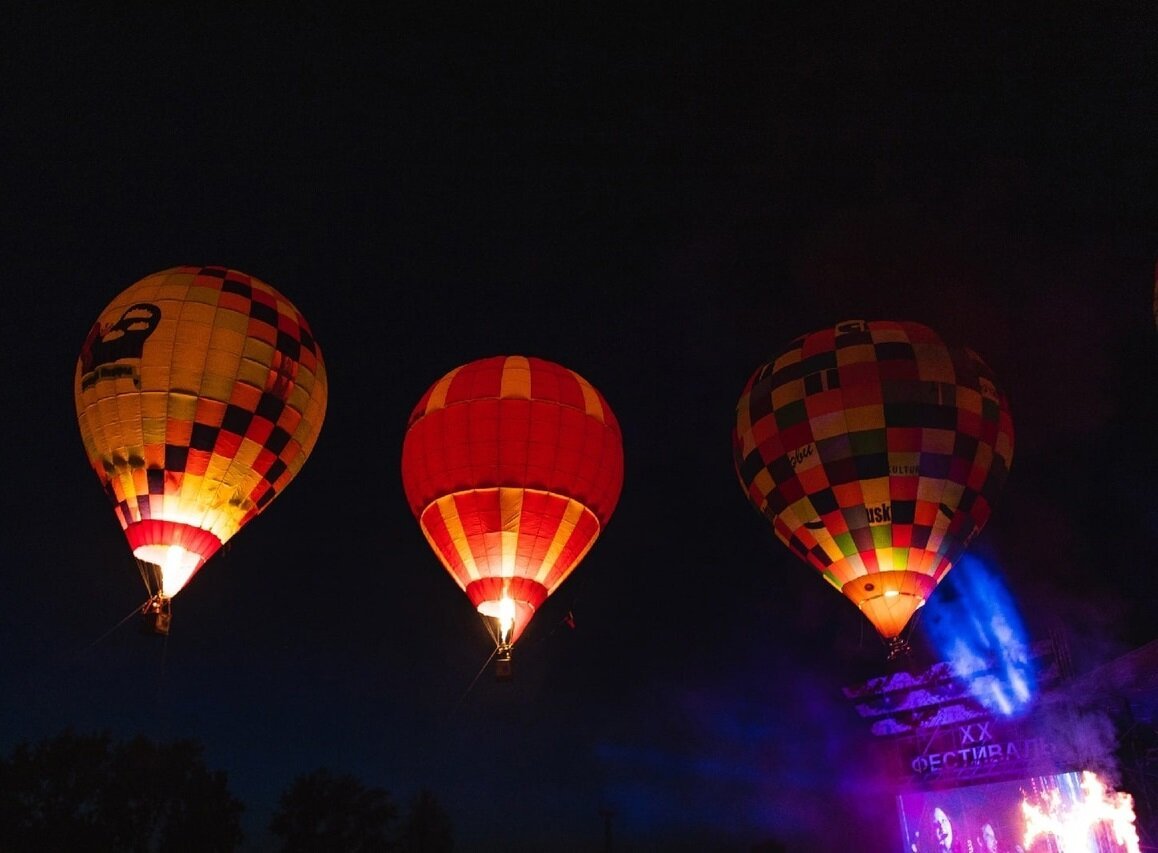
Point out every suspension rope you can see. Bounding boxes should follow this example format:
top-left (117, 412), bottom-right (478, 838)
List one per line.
top-left (80, 598), bottom-right (152, 653)
top-left (445, 645), bottom-right (499, 723)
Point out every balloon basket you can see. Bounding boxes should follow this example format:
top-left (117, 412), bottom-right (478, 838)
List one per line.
top-left (140, 596), bottom-right (171, 636)
top-left (885, 635), bottom-right (911, 661)
top-left (495, 646), bottom-right (513, 681)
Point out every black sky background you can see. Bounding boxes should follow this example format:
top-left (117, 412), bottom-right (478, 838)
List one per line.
top-left (2, 4), bottom-right (1156, 851)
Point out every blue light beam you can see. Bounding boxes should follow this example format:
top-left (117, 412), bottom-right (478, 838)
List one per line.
top-left (923, 554), bottom-right (1036, 717)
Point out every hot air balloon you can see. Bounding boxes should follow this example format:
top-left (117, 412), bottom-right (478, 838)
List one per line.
top-left (75, 266), bottom-right (328, 633)
top-left (733, 320), bottom-right (1014, 657)
top-left (401, 355), bottom-right (624, 678)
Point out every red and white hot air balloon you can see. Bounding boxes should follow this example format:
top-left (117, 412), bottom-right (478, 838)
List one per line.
top-left (401, 355), bottom-right (624, 676)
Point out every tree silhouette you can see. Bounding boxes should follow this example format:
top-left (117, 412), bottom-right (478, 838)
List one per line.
top-left (0, 730), bottom-right (244, 852)
top-left (270, 768), bottom-right (397, 852)
top-left (398, 788), bottom-right (453, 853)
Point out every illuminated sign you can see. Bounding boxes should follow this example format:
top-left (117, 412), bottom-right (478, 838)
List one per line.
top-left (902, 719), bottom-right (1055, 783)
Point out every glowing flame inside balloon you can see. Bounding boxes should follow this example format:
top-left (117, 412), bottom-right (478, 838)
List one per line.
top-left (477, 595), bottom-right (519, 645)
top-left (1021, 771), bottom-right (1139, 852)
top-left (134, 543), bottom-right (200, 598)
top-left (496, 596), bottom-right (516, 644)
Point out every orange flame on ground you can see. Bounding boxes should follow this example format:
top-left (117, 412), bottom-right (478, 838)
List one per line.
top-left (1021, 771), bottom-right (1139, 852)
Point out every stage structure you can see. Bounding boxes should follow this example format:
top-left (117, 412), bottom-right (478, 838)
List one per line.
top-left (843, 638), bottom-right (1158, 851)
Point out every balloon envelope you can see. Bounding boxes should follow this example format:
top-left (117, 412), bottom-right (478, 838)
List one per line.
top-left (75, 266), bottom-right (328, 601)
top-left (401, 355), bottom-right (624, 649)
top-left (733, 320), bottom-right (1013, 640)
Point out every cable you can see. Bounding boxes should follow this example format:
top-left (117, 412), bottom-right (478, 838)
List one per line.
top-left (445, 646), bottom-right (499, 723)
top-left (80, 598), bottom-right (151, 654)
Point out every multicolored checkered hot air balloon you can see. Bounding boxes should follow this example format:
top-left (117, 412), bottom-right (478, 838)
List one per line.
top-left (75, 266), bottom-right (328, 633)
top-left (733, 320), bottom-right (1014, 657)
top-left (401, 355), bottom-right (624, 677)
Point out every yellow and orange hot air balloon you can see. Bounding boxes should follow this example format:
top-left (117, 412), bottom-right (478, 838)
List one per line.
top-left (733, 320), bottom-right (1014, 657)
top-left (401, 355), bottom-right (624, 677)
top-left (75, 266), bottom-right (327, 633)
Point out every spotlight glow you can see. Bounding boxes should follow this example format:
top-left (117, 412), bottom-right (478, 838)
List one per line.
top-left (1022, 771), bottom-right (1140, 852)
top-left (924, 554), bottom-right (1035, 716)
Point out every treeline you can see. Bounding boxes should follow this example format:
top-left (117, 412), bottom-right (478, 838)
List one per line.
top-left (0, 731), bottom-right (453, 852)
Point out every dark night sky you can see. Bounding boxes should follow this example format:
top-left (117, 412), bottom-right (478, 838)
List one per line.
top-left (2, 4), bottom-right (1156, 851)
